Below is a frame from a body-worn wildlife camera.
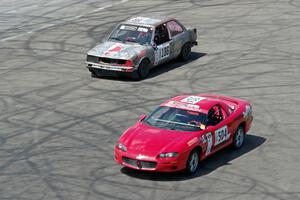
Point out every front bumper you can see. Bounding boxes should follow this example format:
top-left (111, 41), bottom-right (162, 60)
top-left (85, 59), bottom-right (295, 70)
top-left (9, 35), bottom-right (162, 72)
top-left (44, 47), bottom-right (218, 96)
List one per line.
top-left (86, 62), bottom-right (135, 72)
top-left (114, 148), bottom-right (187, 172)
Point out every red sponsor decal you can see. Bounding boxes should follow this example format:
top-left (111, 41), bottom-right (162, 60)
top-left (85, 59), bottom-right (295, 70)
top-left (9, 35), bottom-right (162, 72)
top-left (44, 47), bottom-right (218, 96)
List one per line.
top-left (104, 45), bottom-right (122, 56)
top-left (164, 101), bottom-right (201, 112)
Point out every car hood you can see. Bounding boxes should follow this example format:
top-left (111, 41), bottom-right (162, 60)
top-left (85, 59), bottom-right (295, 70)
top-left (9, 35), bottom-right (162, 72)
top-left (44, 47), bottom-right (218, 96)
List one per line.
top-left (120, 122), bottom-right (197, 158)
top-left (87, 40), bottom-right (147, 60)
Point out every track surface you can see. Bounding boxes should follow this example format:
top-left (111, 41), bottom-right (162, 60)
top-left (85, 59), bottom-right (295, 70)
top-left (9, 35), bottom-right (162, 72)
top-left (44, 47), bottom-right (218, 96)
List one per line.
top-left (0, 0), bottom-right (300, 199)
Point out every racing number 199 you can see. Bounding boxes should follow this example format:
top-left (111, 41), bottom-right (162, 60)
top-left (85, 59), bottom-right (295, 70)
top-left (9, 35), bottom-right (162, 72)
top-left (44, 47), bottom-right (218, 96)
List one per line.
top-left (159, 45), bottom-right (170, 59)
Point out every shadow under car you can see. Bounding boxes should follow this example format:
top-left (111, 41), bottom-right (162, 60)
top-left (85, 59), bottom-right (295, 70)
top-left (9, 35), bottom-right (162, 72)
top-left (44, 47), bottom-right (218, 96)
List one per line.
top-left (120, 133), bottom-right (266, 181)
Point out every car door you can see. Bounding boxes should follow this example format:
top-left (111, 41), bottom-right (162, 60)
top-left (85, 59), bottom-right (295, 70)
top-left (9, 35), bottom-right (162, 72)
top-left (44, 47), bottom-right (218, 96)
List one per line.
top-left (165, 20), bottom-right (186, 58)
top-left (153, 24), bottom-right (173, 66)
top-left (206, 104), bottom-right (233, 153)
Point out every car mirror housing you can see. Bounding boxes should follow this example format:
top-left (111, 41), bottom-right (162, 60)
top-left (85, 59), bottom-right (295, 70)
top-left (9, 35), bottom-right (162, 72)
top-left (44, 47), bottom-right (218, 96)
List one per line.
top-left (152, 43), bottom-right (157, 50)
top-left (139, 114), bottom-right (147, 121)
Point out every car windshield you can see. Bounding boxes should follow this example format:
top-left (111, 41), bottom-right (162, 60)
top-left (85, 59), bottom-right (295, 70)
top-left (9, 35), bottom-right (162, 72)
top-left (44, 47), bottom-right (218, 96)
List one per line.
top-left (143, 106), bottom-right (207, 131)
top-left (109, 24), bottom-right (153, 45)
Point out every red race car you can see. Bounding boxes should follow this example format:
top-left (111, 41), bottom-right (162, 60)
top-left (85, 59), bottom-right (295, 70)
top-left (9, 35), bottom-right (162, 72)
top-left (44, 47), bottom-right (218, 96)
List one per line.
top-left (114, 94), bottom-right (253, 174)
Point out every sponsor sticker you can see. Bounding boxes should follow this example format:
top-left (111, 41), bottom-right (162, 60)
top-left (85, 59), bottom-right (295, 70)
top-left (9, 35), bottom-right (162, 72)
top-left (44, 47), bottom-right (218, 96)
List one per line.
top-left (200, 124), bottom-right (206, 130)
top-left (214, 126), bottom-right (230, 146)
top-left (165, 101), bottom-right (201, 112)
top-left (187, 137), bottom-right (198, 146)
top-left (137, 27), bottom-right (149, 32)
top-left (201, 132), bottom-right (213, 155)
top-left (181, 96), bottom-right (206, 104)
top-left (120, 25), bottom-right (137, 31)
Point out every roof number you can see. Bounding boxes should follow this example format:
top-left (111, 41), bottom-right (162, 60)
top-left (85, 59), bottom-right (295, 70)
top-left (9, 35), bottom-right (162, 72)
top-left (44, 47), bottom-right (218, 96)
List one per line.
top-left (181, 96), bottom-right (206, 104)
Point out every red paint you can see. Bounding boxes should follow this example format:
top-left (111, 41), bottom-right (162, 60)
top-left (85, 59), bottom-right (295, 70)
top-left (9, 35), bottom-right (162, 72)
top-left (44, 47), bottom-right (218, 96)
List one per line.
top-left (115, 94), bottom-right (253, 172)
top-left (104, 45), bottom-right (122, 55)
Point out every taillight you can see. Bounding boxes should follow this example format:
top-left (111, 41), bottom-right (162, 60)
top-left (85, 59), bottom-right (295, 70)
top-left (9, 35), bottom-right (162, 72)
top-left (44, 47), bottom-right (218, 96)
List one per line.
top-left (124, 60), bottom-right (133, 67)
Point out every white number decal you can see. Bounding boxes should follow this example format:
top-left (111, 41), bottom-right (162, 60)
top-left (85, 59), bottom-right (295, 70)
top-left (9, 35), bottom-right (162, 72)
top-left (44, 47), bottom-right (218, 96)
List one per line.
top-left (155, 43), bottom-right (170, 64)
top-left (160, 45), bottom-right (170, 58)
top-left (206, 132), bottom-right (213, 155)
top-left (215, 126), bottom-right (230, 146)
top-left (201, 132), bottom-right (213, 155)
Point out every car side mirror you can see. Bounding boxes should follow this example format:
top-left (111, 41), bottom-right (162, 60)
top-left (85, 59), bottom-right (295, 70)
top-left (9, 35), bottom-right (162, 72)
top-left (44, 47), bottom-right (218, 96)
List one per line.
top-left (152, 43), bottom-right (157, 50)
top-left (206, 125), bottom-right (214, 131)
top-left (139, 114), bottom-right (147, 121)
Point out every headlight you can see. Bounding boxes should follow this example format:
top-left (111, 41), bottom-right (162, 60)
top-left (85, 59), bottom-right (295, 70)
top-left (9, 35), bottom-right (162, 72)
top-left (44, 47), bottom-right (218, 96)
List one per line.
top-left (117, 143), bottom-right (127, 152)
top-left (159, 152), bottom-right (178, 158)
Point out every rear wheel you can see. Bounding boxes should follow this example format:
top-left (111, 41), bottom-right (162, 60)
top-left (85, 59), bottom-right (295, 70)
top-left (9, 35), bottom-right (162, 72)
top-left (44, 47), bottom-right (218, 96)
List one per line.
top-left (137, 59), bottom-right (150, 79)
top-left (186, 150), bottom-right (199, 174)
top-left (179, 43), bottom-right (191, 61)
top-left (233, 126), bottom-right (245, 149)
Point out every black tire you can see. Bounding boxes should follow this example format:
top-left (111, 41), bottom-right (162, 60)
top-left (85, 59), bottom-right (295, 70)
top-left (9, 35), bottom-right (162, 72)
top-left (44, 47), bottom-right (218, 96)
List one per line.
top-left (186, 150), bottom-right (199, 175)
top-left (179, 43), bottom-right (191, 61)
top-left (232, 126), bottom-right (245, 149)
top-left (137, 59), bottom-right (150, 80)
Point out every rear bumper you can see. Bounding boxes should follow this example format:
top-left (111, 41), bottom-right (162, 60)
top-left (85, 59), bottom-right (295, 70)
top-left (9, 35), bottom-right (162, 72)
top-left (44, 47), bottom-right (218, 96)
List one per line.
top-left (114, 148), bottom-right (186, 172)
top-left (86, 62), bottom-right (135, 72)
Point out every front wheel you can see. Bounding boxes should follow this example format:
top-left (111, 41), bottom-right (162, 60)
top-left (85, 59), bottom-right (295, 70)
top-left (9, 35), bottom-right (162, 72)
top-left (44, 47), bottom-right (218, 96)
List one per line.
top-left (186, 150), bottom-right (199, 174)
top-left (233, 126), bottom-right (245, 149)
top-left (137, 59), bottom-right (150, 80)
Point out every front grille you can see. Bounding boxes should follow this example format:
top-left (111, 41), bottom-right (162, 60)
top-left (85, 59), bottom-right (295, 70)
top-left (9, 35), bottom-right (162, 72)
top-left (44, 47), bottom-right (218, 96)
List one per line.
top-left (87, 55), bottom-right (127, 65)
top-left (123, 157), bottom-right (157, 169)
top-left (101, 58), bottom-right (126, 65)
top-left (87, 55), bottom-right (98, 63)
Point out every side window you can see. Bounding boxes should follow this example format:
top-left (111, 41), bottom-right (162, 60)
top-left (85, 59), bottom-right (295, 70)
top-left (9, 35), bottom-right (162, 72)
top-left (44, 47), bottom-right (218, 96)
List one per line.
top-left (166, 20), bottom-right (184, 37)
top-left (207, 105), bottom-right (224, 126)
top-left (154, 24), bottom-right (170, 45)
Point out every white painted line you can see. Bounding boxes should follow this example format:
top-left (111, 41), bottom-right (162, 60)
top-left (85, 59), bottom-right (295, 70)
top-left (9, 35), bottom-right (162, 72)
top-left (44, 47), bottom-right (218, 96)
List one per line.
top-left (0, 0), bottom-right (130, 42)
top-left (1, 33), bottom-right (27, 41)
top-left (27, 24), bottom-right (55, 34)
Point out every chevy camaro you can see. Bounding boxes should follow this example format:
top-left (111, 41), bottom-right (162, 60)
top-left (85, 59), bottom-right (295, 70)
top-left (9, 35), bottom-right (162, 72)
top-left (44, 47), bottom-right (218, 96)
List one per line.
top-left (115, 94), bottom-right (253, 174)
top-left (86, 16), bottom-right (197, 79)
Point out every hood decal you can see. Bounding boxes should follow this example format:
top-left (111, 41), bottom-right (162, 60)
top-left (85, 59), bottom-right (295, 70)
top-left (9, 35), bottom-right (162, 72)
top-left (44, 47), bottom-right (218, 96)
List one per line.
top-left (88, 41), bottom-right (147, 60)
top-left (104, 44), bottom-right (123, 56)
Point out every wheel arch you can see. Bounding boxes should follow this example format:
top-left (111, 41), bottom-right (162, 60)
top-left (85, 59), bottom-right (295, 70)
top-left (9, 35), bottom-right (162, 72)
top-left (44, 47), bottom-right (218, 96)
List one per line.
top-left (238, 121), bottom-right (246, 133)
top-left (190, 145), bottom-right (203, 160)
top-left (137, 57), bottom-right (151, 68)
top-left (182, 41), bottom-right (192, 48)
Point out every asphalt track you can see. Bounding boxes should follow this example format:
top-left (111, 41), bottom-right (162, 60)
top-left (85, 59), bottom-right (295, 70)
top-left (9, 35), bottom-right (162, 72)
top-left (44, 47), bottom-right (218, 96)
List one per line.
top-left (0, 0), bottom-right (300, 199)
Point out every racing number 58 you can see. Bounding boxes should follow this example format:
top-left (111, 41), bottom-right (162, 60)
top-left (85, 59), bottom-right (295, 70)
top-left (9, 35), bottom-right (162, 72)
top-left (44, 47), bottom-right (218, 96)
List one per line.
top-left (214, 126), bottom-right (230, 146)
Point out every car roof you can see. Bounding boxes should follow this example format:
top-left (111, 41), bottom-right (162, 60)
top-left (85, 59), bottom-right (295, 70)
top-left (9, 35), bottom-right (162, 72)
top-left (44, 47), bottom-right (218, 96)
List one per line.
top-left (161, 94), bottom-right (236, 114)
top-left (124, 16), bottom-right (174, 27)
